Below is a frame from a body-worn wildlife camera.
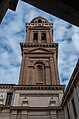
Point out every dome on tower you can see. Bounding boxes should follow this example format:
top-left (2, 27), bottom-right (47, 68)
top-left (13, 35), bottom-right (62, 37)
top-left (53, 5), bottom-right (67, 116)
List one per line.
top-left (30, 16), bottom-right (49, 23)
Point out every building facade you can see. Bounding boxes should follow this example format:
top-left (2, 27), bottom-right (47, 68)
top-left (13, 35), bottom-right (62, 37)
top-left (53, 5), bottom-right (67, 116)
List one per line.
top-left (0, 17), bottom-right (65, 119)
top-left (62, 59), bottom-right (79, 119)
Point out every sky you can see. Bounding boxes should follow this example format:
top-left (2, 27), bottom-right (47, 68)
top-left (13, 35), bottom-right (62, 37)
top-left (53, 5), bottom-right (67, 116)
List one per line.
top-left (0, 0), bottom-right (79, 85)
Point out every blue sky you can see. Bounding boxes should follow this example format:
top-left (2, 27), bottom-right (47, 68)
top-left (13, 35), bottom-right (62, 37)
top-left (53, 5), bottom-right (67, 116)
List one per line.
top-left (0, 0), bottom-right (79, 85)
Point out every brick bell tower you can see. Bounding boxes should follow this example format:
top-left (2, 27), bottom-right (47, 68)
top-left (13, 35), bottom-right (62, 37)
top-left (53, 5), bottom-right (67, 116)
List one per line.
top-left (0, 17), bottom-right (64, 119)
top-left (19, 16), bottom-right (60, 85)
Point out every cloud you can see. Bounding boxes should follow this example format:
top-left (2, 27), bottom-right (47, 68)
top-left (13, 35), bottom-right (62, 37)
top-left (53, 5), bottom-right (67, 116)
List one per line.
top-left (0, 0), bottom-right (79, 85)
top-left (0, 66), bottom-right (20, 84)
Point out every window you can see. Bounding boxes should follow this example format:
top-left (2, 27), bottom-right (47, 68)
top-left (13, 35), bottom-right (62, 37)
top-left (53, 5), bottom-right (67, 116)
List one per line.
top-left (33, 32), bottom-right (38, 41)
top-left (6, 93), bottom-right (13, 106)
top-left (67, 105), bottom-right (70, 119)
top-left (41, 32), bottom-right (46, 40)
top-left (38, 19), bottom-right (42, 23)
top-left (72, 98), bottom-right (77, 118)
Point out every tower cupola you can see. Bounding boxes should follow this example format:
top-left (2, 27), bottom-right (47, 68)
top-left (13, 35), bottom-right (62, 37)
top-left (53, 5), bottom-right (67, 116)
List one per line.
top-left (26, 16), bottom-right (53, 44)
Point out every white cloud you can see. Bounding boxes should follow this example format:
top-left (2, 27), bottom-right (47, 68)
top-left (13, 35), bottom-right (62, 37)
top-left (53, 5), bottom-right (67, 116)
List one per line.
top-left (0, 67), bottom-right (20, 84)
top-left (0, 0), bottom-right (79, 86)
top-left (72, 26), bottom-right (79, 52)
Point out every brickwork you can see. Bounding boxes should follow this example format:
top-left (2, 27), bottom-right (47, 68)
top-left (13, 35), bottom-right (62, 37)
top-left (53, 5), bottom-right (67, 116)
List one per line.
top-left (19, 16), bottom-right (60, 85)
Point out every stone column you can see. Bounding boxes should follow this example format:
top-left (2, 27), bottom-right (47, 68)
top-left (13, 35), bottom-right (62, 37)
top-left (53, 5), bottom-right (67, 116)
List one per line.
top-left (45, 66), bottom-right (51, 85)
top-left (33, 66), bottom-right (38, 84)
top-left (19, 55), bottom-right (25, 85)
top-left (38, 31), bottom-right (41, 43)
top-left (13, 93), bottom-right (19, 106)
top-left (32, 65), bottom-right (35, 85)
top-left (24, 57), bottom-right (29, 85)
top-left (53, 52), bottom-right (60, 84)
top-left (28, 67), bottom-right (33, 85)
top-left (50, 56), bottom-right (56, 85)
top-left (26, 28), bottom-right (29, 43)
top-left (19, 55), bottom-right (29, 85)
top-left (50, 27), bottom-right (53, 43)
top-left (30, 31), bottom-right (33, 43)
top-left (46, 30), bottom-right (50, 43)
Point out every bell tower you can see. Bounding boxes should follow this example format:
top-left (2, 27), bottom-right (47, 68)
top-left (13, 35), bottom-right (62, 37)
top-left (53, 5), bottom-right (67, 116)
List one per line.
top-left (19, 16), bottom-right (60, 85)
top-left (0, 17), bottom-right (65, 119)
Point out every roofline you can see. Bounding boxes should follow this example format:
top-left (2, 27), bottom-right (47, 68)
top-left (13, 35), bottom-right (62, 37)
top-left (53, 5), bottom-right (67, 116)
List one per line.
top-left (30, 16), bottom-right (49, 23)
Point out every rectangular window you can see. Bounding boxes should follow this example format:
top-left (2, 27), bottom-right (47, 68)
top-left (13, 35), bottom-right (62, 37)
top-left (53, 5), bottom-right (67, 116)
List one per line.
top-left (33, 32), bottom-right (38, 41)
top-left (67, 105), bottom-right (70, 119)
top-left (41, 32), bottom-right (46, 40)
top-left (6, 93), bottom-right (13, 106)
top-left (72, 98), bottom-right (77, 118)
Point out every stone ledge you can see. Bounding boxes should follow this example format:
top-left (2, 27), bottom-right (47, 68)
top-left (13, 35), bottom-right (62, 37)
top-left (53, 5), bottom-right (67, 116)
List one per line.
top-left (10, 106), bottom-right (63, 111)
top-left (20, 43), bottom-right (58, 51)
top-left (0, 85), bottom-right (65, 90)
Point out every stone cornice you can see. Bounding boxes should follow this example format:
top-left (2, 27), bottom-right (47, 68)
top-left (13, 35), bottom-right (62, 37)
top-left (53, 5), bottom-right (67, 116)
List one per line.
top-left (0, 84), bottom-right (15, 90)
top-left (26, 23), bottom-right (53, 27)
top-left (0, 105), bottom-right (64, 111)
top-left (10, 106), bottom-right (63, 111)
top-left (14, 85), bottom-right (65, 90)
top-left (0, 85), bottom-right (65, 90)
top-left (20, 43), bottom-right (58, 51)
